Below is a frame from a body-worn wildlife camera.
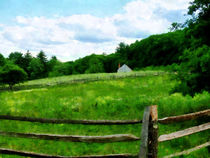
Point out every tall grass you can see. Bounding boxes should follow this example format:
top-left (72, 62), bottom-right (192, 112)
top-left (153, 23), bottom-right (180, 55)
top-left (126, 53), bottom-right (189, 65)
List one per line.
top-left (0, 72), bottom-right (209, 157)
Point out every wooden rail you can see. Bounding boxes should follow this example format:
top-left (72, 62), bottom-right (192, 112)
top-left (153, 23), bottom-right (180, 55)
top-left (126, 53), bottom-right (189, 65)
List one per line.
top-left (158, 122), bottom-right (210, 142)
top-left (1, 109), bottom-right (209, 125)
top-left (0, 115), bottom-right (142, 125)
top-left (163, 141), bottom-right (210, 158)
top-left (0, 107), bottom-right (209, 158)
top-left (0, 131), bottom-right (140, 143)
top-left (158, 109), bottom-right (210, 124)
top-left (0, 148), bottom-right (138, 158)
top-left (0, 72), bottom-right (166, 91)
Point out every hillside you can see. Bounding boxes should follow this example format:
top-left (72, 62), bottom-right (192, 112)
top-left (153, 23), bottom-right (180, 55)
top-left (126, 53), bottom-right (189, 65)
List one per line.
top-left (0, 71), bottom-right (209, 157)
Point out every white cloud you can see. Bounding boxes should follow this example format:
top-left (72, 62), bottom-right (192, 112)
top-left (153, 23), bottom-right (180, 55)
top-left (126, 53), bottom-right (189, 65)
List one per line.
top-left (154, 0), bottom-right (192, 10)
top-left (0, 0), bottom-right (192, 61)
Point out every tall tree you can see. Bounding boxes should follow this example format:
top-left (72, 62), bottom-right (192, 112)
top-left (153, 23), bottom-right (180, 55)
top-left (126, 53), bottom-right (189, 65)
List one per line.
top-left (28, 58), bottom-right (45, 79)
top-left (48, 56), bottom-right (59, 72)
top-left (37, 51), bottom-right (48, 65)
top-left (8, 52), bottom-right (24, 68)
top-left (0, 53), bottom-right (6, 66)
top-left (173, 0), bottom-right (210, 95)
top-left (22, 51), bottom-right (33, 77)
top-left (86, 56), bottom-right (104, 73)
top-left (186, 0), bottom-right (210, 46)
top-left (37, 51), bottom-right (48, 77)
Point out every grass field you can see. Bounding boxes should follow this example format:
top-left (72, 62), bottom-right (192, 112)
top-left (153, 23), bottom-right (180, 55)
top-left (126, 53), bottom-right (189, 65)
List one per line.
top-left (0, 71), bottom-right (209, 157)
top-left (0, 70), bottom-right (166, 91)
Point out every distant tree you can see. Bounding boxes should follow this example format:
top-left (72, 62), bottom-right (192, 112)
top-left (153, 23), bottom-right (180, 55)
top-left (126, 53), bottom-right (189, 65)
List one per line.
top-left (22, 51), bottom-right (33, 77)
top-left (85, 57), bottom-right (104, 73)
top-left (37, 51), bottom-right (48, 77)
top-left (0, 53), bottom-right (6, 66)
top-left (67, 61), bottom-right (74, 75)
top-left (116, 42), bottom-right (130, 62)
top-left (49, 62), bottom-right (72, 77)
top-left (8, 51), bottom-right (33, 78)
top-left (37, 51), bottom-right (48, 65)
top-left (128, 31), bottom-right (186, 68)
top-left (0, 63), bottom-right (27, 90)
top-left (169, 22), bottom-right (183, 32)
top-left (28, 58), bottom-right (45, 79)
top-left (8, 52), bottom-right (24, 67)
top-left (104, 53), bottom-right (123, 72)
top-left (47, 56), bottom-right (59, 72)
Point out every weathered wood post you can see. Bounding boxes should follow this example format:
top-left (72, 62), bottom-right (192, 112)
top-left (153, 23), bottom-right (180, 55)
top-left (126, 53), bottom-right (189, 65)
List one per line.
top-left (139, 106), bottom-right (150, 158)
top-left (148, 105), bottom-right (158, 158)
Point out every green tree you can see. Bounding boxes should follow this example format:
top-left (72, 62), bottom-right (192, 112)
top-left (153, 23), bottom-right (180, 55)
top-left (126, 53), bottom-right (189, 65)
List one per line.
top-left (169, 22), bottom-right (183, 32)
top-left (47, 56), bottom-right (59, 72)
top-left (0, 53), bottom-right (6, 66)
top-left (8, 52), bottom-right (24, 68)
top-left (22, 51), bottom-right (33, 77)
top-left (104, 53), bottom-right (121, 73)
top-left (86, 57), bottom-right (104, 73)
top-left (127, 31), bottom-right (186, 68)
top-left (37, 51), bottom-right (48, 77)
top-left (115, 42), bottom-right (130, 63)
top-left (172, 0), bottom-right (210, 95)
top-left (173, 45), bottom-right (210, 95)
top-left (49, 62), bottom-right (73, 77)
top-left (186, 0), bottom-right (210, 46)
top-left (28, 58), bottom-right (45, 79)
top-left (188, 0), bottom-right (210, 19)
top-left (0, 63), bottom-right (27, 90)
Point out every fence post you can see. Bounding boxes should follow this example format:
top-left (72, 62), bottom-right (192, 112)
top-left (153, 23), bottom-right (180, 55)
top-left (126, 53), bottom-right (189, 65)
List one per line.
top-left (148, 105), bottom-right (158, 158)
top-left (139, 106), bottom-right (150, 158)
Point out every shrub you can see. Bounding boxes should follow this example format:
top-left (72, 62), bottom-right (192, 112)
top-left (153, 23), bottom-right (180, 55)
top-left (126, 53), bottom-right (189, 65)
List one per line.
top-left (0, 63), bottom-right (27, 90)
top-left (173, 45), bottom-right (210, 95)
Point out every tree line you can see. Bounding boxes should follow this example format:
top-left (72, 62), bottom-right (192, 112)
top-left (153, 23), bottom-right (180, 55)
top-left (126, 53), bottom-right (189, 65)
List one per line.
top-left (0, 0), bottom-right (209, 95)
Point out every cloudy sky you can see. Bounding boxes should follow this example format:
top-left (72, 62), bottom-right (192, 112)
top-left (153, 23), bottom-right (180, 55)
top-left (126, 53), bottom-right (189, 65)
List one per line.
top-left (0, 0), bottom-right (192, 61)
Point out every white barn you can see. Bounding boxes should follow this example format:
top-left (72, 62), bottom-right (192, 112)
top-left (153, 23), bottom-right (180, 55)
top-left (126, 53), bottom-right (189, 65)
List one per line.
top-left (117, 64), bottom-right (132, 73)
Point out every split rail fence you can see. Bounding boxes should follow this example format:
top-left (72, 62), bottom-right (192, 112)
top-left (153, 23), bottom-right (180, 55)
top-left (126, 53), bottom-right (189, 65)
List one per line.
top-left (0, 106), bottom-right (209, 158)
top-left (0, 71), bottom-right (166, 91)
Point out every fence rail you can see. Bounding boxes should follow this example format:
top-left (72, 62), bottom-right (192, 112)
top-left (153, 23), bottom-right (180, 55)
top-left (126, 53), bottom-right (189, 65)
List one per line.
top-left (0, 107), bottom-right (209, 158)
top-left (158, 122), bottom-right (210, 142)
top-left (0, 71), bottom-right (166, 91)
top-left (158, 109), bottom-right (210, 124)
top-left (0, 109), bottom-right (209, 125)
top-left (0, 131), bottom-right (140, 143)
top-left (0, 148), bottom-right (137, 158)
top-left (0, 115), bottom-right (142, 125)
top-left (163, 141), bottom-right (210, 158)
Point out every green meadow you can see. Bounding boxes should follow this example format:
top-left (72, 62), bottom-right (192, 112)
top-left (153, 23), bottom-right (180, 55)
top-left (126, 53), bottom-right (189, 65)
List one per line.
top-left (0, 71), bottom-right (209, 157)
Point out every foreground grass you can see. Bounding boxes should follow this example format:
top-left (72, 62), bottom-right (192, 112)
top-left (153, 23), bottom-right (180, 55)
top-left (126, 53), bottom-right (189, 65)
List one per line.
top-left (0, 73), bottom-right (209, 157)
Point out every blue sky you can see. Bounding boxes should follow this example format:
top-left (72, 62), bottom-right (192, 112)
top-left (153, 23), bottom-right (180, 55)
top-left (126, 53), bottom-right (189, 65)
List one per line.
top-left (0, 0), bottom-right (192, 61)
top-left (0, 0), bottom-right (131, 23)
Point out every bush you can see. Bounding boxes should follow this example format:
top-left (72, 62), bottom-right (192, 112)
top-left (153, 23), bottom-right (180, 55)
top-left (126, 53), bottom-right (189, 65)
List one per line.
top-left (173, 45), bottom-right (210, 95)
top-left (49, 63), bottom-right (72, 77)
top-left (0, 63), bottom-right (27, 90)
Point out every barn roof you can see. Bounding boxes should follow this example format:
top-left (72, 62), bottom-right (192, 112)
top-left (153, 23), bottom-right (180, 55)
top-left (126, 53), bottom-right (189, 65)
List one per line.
top-left (117, 64), bottom-right (132, 73)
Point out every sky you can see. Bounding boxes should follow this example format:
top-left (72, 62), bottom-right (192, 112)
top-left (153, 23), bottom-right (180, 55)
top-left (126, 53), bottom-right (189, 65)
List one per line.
top-left (0, 0), bottom-right (192, 61)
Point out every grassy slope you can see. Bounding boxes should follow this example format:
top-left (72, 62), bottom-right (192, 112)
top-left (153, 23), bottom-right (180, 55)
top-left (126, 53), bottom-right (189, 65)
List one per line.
top-left (0, 70), bottom-right (165, 91)
top-left (0, 71), bottom-right (209, 157)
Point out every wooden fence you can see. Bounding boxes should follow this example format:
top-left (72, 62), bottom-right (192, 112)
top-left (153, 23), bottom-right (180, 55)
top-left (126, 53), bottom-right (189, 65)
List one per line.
top-left (0, 107), bottom-right (209, 158)
top-left (0, 71), bottom-right (166, 91)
